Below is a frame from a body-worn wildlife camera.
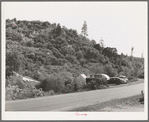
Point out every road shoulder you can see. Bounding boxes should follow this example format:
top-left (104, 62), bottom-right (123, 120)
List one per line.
top-left (68, 94), bottom-right (144, 112)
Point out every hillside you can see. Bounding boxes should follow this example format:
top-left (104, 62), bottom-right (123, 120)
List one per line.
top-left (5, 18), bottom-right (144, 100)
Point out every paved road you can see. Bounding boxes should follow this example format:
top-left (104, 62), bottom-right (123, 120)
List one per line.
top-left (5, 83), bottom-right (144, 111)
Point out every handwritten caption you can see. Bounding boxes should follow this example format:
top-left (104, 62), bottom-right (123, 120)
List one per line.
top-left (75, 112), bottom-right (87, 116)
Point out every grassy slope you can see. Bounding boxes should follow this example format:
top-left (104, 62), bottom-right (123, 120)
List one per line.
top-left (68, 94), bottom-right (144, 112)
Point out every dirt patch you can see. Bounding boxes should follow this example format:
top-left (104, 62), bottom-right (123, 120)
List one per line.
top-left (68, 94), bottom-right (144, 112)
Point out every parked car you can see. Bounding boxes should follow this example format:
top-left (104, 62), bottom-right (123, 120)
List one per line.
top-left (119, 76), bottom-right (128, 83)
top-left (109, 76), bottom-right (128, 85)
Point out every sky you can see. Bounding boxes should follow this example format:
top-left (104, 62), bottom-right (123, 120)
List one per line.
top-left (2, 2), bottom-right (147, 57)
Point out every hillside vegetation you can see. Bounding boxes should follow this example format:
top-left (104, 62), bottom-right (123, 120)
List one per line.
top-left (6, 18), bottom-right (144, 100)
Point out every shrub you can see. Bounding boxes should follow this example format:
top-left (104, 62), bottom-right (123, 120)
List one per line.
top-left (5, 84), bottom-right (44, 101)
top-left (6, 74), bottom-right (25, 89)
top-left (65, 80), bottom-right (71, 86)
top-left (86, 75), bottom-right (108, 90)
top-left (60, 84), bottom-right (74, 93)
top-left (57, 58), bottom-right (67, 65)
top-left (60, 72), bottom-right (74, 84)
top-left (80, 58), bottom-right (86, 66)
top-left (76, 89), bottom-right (84, 92)
top-left (38, 72), bottom-right (73, 92)
top-left (26, 40), bottom-right (34, 47)
top-left (87, 80), bottom-right (96, 90)
top-left (102, 47), bottom-right (118, 57)
top-left (6, 29), bottom-right (22, 42)
top-left (96, 76), bottom-right (108, 86)
top-left (84, 47), bottom-right (100, 60)
top-left (89, 58), bottom-right (98, 63)
top-left (59, 45), bottom-right (75, 56)
top-left (119, 66), bottom-right (131, 78)
top-left (44, 90), bottom-right (55, 96)
top-left (138, 72), bottom-right (144, 78)
top-left (76, 50), bottom-right (83, 60)
top-left (38, 77), bottom-right (53, 91)
top-left (6, 50), bottom-right (22, 77)
top-left (120, 58), bottom-right (130, 67)
top-left (73, 82), bottom-right (77, 91)
top-left (104, 64), bottom-right (117, 77)
top-left (65, 54), bottom-right (78, 64)
top-left (48, 90), bottom-right (55, 95)
top-left (52, 48), bottom-right (65, 59)
top-left (90, 64), bottom-right (104, 74)
top-left (46, 55), bottom-right (58, 65)
top-left (97, 85), bottom-right (107, 89)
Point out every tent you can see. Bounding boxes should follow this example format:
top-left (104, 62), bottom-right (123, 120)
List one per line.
top-left (100, 74), bottom-right (110, 80)
top-left (23, 76), bottom-right (40, 83)
top-left (75, 74), bottom-right (86, 89)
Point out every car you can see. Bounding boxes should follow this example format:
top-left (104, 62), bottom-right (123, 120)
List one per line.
top-left (119, 76), bottom-right (128, 84)
top-left (109, 76), bottom-right (128, 85)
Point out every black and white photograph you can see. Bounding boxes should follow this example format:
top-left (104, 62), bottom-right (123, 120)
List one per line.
top-left (1, 1), bottom-right (148, 120)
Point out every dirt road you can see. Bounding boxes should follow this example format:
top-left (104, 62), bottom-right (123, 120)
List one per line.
top-left (5, 83), bottom-right (144, 111)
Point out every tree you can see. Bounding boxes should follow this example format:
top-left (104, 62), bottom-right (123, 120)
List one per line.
top-left (75, 50), bottom-right (83, 60)
top-left (13, 18), bottom-right (17, 23)
top-left (81, 21), bottom-right (88, 37)
top-left (6, 50), bottom-right (22, 76)
top-left (94, 44), bottom-right (103, 53)
top-left (104, 64), bottom-right (117, 77)
top-left (131, 47), bottom-right (134, 57)
top-left (56, 23), bottom-right (62, 36)
top-left (99, 37), bottom-right (105, 48)
top-left (91, 40), bottom-right (96, 46)
top-left (80, 58), bottom-right (86, 66)
top-left (102, 47), bottom-right (118, 57)
top-left (38, 72), bottom-right (73, 92)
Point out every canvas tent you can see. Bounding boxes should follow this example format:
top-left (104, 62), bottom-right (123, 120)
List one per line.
top-left (75, 74), bottom-right (86, 89)
top-left (23, 76), bottom-right (40, 83)
top-left (100, 74), bottom-right (110, 80)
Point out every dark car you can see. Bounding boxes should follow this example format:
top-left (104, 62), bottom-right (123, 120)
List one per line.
top-left (109, 76), bottom-right (128, 85)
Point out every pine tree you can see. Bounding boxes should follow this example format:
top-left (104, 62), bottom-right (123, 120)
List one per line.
top-left (131, 47), bottom-right (134, 57)
top-left (56, 23), bottom-right (62, 36)
top-left (81, 21), bottom-right (88, 37)
top-left (99, 37), bottom-right (105, 48)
